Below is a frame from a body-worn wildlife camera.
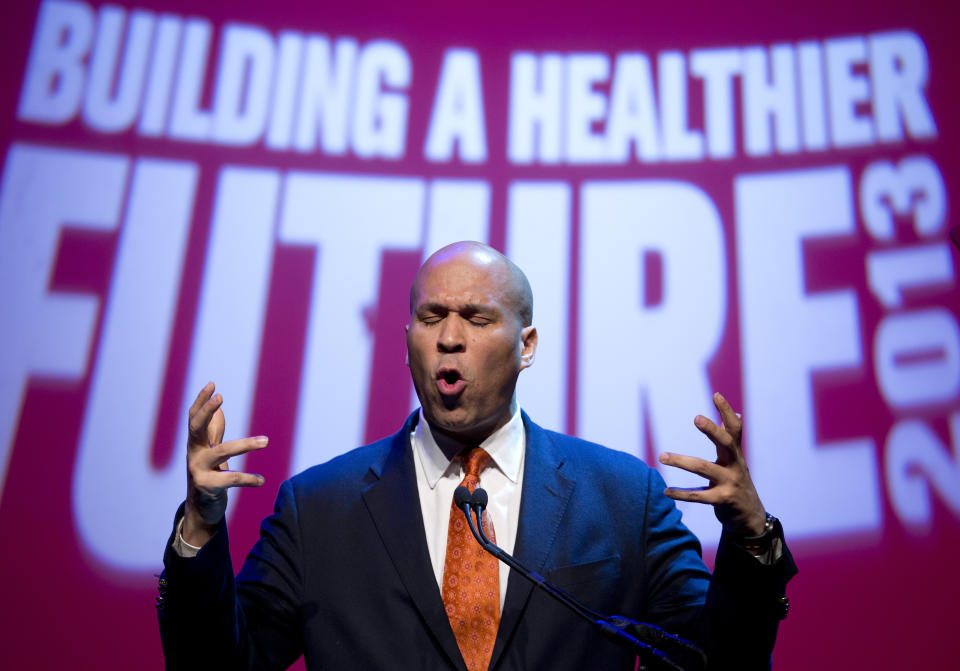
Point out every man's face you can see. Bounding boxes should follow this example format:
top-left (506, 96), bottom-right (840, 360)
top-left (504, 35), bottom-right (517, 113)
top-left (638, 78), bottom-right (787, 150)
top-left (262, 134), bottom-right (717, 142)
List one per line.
top-left (406, 252), bottom-right (536, 442)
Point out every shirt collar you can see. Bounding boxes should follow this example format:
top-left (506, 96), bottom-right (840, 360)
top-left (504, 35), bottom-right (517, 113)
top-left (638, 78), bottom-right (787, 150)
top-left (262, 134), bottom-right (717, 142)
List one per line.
top-left (412, 407), bottom-right (525, 489)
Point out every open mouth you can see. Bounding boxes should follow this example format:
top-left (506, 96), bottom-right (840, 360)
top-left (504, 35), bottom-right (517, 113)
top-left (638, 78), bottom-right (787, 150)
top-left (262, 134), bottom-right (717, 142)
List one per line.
top-left (436, 368), bottom-right (466, 395)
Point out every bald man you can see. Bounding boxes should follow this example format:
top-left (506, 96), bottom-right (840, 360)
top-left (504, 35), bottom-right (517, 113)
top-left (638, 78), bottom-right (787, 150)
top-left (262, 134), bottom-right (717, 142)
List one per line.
top-left (159, 242), bottom-right (796, 670)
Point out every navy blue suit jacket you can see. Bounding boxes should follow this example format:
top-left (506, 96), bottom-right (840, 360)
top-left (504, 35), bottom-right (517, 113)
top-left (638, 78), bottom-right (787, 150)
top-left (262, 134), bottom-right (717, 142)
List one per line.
top-left (159, 412), bottom-right (796, 670)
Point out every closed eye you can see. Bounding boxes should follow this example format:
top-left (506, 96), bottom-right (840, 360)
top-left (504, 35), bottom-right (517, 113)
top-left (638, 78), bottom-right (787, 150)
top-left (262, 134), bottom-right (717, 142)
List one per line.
top-left (460, 307), bottom-right (495, 327)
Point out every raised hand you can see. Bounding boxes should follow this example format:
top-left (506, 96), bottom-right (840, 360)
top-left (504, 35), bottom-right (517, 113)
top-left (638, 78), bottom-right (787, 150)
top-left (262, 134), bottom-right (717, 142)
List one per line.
top-left (658, 392), bottom-right (766, 537)
top-left (182, 382), bottom-right (268, 546)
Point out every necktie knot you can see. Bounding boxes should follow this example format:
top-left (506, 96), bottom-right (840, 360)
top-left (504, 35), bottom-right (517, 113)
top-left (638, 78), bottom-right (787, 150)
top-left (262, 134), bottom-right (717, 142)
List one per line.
top-left (462, 447), bottom-right (491, 478)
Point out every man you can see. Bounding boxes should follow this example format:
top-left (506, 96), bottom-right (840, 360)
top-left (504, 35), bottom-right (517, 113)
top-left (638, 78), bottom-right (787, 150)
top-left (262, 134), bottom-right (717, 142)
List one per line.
top-left (159, 241), bottom-right (796, 670)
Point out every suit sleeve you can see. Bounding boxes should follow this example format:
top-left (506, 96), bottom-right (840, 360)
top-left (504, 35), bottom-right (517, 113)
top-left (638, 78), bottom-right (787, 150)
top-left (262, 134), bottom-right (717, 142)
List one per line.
top-left (157, 480), bottom-right (304, 670)
top-left (640, 467), bottom-right (797, 670)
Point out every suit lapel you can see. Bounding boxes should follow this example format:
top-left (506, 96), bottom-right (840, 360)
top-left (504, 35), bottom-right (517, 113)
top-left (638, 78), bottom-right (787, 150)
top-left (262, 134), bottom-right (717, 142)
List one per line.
top-left (490, 413), bottom-right (575, 668)
top-left (361, 414), bottom-right (466, 671)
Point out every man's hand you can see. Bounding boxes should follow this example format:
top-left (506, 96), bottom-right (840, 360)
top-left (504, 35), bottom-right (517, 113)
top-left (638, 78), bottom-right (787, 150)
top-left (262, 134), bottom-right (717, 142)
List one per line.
top-left (658, 392), bottom-right (766, 537)
top-left (182, 382), bottom-right (268, 547)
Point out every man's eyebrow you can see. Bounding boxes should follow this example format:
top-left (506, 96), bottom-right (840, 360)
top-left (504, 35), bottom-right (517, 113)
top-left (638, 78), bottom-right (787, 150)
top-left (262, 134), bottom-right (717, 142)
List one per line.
top-left (417, 302), bottom-right (448, 314)
top-left (417, 302), bottom-right (499, 315)
top-left (459, 303), bottom-right (499, 315)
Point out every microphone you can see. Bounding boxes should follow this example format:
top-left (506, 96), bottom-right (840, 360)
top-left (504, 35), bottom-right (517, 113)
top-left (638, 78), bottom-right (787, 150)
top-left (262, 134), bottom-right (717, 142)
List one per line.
top-left (454, 485), bottom-right (473, 513)
top-left (461, 487), bottom-right (705, 671)
top-left (470, 487), bottom-right (488, 510)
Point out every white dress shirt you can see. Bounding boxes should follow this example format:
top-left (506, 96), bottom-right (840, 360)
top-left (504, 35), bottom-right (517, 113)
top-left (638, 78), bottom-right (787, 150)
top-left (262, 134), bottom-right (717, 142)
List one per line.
top-left (411, 407), bottom-right (526, 609)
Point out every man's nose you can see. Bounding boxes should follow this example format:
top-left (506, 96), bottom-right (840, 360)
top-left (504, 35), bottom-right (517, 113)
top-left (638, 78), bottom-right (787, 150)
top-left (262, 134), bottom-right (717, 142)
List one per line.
top-left (437, 316), bottom-right (465, 353)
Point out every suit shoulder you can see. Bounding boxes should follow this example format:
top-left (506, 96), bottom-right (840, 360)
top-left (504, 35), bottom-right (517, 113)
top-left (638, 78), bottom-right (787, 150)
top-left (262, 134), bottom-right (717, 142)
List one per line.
top-left (286, 433), bottom-right (397, 497)
top-left (535, 425), bottom-right (655, 480)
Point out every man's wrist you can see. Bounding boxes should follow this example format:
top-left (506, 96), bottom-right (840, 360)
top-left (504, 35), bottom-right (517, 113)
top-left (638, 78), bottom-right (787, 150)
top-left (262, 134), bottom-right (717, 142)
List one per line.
top-left (733, 512), bottom-right (779, 555)
top-left (172, 516), bottom-right (203, 558)
top-left (181, 501), bottom-right (219, 547)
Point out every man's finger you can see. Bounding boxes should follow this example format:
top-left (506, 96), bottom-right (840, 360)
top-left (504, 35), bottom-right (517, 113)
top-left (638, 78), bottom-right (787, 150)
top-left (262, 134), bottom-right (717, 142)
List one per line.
top-left (208, 436), bottom-right (269, 468)
top-left (658, 452), bottom-right (726, 482)
top-left (201, 469), bottom-right (266, 489)
top-left (693, 415), bottom-right (736, 460)
top-left (713, 392), bottom-right (742, 442)
top-left (188, 382), bottom-right (216, 420)
top-left (188, 393), bottom-right (223, 445)
top-left (663, 485), bottom-right (721, 504)
top-left (208, 407), bottom-right (226, 446)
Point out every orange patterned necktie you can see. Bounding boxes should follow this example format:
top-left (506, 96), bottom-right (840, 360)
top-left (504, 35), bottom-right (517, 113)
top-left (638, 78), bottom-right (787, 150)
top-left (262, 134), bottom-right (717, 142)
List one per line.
top-left (442, 447), bottom-right (500, 671)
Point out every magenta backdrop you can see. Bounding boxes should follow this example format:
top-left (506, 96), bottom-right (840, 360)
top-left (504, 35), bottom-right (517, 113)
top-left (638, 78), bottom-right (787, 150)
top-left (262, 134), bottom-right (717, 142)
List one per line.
top-left (1, 1), bottom-right (959, 668)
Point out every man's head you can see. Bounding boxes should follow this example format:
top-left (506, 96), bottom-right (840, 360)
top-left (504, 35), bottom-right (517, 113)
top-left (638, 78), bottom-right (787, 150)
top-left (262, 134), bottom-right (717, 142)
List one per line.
top-left (406, 241), bottom-right (537, 444)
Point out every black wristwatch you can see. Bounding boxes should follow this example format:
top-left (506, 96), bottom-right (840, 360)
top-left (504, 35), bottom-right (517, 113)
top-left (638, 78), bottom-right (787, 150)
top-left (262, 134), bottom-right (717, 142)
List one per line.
top-left (736, 512), bottom-right (778, 554)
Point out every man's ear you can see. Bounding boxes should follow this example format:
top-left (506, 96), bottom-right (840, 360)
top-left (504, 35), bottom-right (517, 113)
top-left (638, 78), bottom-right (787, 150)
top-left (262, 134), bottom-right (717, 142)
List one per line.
top-left (404, 323), bottom-right (410, 366)
top-left (519, 325), bottom-right (537, 370)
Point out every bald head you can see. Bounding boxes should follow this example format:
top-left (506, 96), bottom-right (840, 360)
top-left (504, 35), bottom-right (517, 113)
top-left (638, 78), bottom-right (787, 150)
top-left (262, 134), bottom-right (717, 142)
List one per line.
top-left (406, 241), bottom-right (538, 441)
top-left (410, 241), bottom-right (533, 327)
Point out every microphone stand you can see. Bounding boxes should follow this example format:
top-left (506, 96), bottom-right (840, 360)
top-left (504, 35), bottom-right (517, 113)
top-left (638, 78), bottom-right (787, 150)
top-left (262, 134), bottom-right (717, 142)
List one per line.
top-left (455, 487), bottom-right (706, 671)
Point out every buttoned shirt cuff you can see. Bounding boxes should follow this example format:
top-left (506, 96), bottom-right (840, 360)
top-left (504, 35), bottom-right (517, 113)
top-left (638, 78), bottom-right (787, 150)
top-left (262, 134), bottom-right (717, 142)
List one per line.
top-left (171, 516), bottom-right (202, 558)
